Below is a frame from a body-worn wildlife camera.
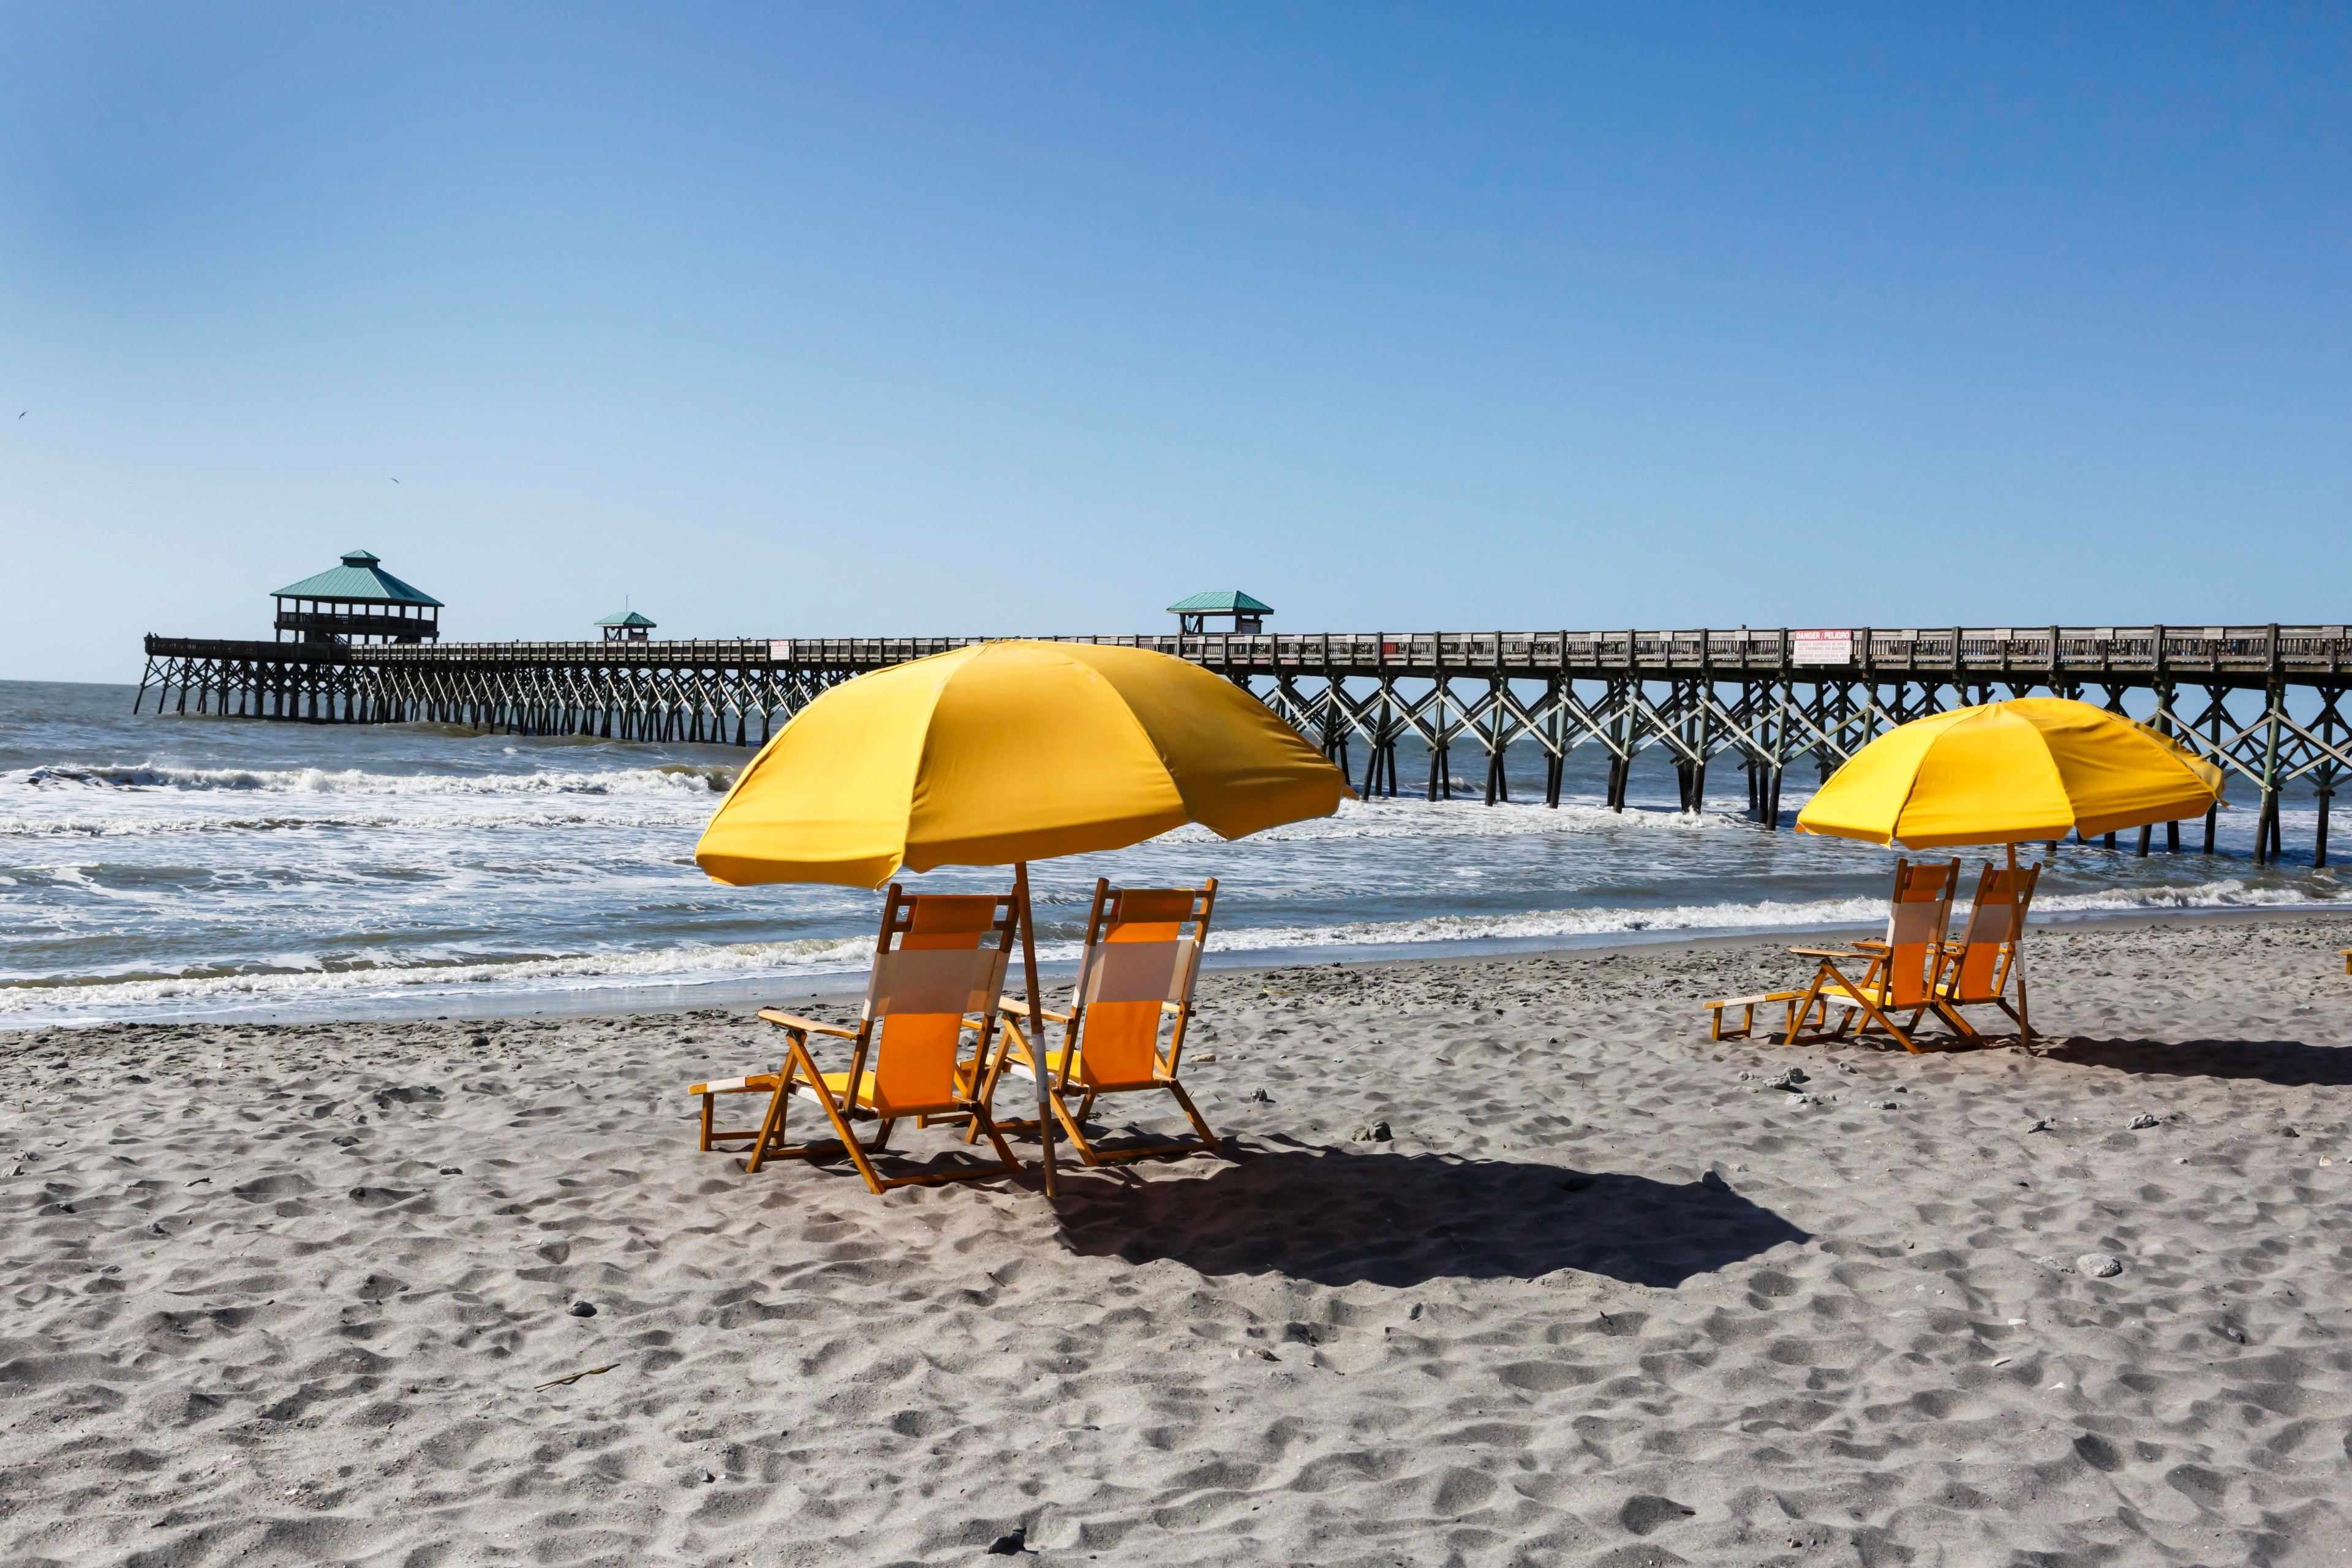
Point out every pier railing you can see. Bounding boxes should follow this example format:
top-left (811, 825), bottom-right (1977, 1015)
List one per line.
top-left (135, 625), bottom-right (2350, 865)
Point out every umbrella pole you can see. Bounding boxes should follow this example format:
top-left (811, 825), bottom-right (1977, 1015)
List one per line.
top-left (2007, 840), bottom-right (2033, 1049)
top-left (1016, 861), bottom-right (1058, 1198)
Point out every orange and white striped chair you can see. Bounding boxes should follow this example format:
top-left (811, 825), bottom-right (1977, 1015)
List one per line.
top-left (1929, 859), bottom-right (2042, 1047)
top-left (690, 886), bottom-right (1023, 1194)
top-left (1787, 858), bottom-right (1960, 1053)
top-left (974, 880), bottom-right (1221, 1165)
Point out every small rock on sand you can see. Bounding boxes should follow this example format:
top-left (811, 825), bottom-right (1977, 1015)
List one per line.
top-left (568, 1300), bottom-right (598, 1317)
top-left (2077, 1254), bottom-right (2124, 1278)
top-left (2128, 1114), bottom-right (2160, 1130)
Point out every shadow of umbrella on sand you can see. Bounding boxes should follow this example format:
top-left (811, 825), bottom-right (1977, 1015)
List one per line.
top-left (1052, 1150), bottom-right (1810, 1289)
top-left (2044, 1036), bottom-right (2352, 1087)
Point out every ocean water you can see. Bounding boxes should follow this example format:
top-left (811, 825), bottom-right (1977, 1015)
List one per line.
top-left (1, 679), bottom-right (2340, 1027)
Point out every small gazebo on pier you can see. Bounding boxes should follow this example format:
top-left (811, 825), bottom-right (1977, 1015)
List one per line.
top-left (597, 611), bottom-right (657, 643)
top-left (271, 549), bottom-right (443, 644)
top-left (1169, 590), bottom-right (1273, 635)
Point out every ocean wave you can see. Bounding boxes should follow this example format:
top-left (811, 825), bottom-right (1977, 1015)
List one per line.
top-left (0, 805), bottom-right (711, 839)
top-left (1148, 796), bottom-right (1750, 845)
top-left (0, 933), bottom-right (889, 1017)
top-left (1210, 877), bottom-right (2338, 952)
top-left (8, 877), bottom-right (2332, 1024)
top-left (17, 762), bottom-right (735, 797)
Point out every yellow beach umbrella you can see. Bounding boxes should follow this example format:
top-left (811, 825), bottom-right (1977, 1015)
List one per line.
top-left (696, 639), bottom-right (1352, 1192)
top-left (1795, 697), bottom-right (2223, 850)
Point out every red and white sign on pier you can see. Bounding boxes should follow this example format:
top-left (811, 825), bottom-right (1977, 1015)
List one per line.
top-left (1790, 629), bottom-right (1853, 666)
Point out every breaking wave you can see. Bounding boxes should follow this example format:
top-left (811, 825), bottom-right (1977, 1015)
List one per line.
top-left (18, 762), bottom-right (735, 796)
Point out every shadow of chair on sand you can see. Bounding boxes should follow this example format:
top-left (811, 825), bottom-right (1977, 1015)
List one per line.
top-left (2042, 1036), bottom-right (2352, 1088)
top-left (1052, 1146), bottom-right (1810, 1290)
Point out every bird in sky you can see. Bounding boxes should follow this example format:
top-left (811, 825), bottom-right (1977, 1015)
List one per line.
top-left (390, 477), bottom-right (400, 483)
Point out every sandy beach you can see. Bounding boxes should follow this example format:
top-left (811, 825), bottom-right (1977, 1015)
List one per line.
top-left (6, 910), bottom-right (2351, 1566)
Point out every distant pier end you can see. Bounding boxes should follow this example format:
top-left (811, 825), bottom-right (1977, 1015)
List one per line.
top-left (273, 549), bottom-right (443, 645)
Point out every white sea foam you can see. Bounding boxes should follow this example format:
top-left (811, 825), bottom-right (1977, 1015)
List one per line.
top-left (0, 934), bottom-right (888, 1019)
top-left (1210, 877), bottom-right (2339, 954)
top-left (7, 876), bottom-right (2332, 1026)
top-left (0, 805), bottom-right (712, 839)
top-left (17, 763), bottom-right (734, 797)
top-left (1174, 796), bottom-right (1751, 843)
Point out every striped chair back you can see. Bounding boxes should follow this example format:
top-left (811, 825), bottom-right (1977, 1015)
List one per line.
top-left (1069, 885), bottom-right (1212, 1087)
top-left (1882, 858), bottom-right (1960, 1008)
top-left (860, 890), bottom-right (1013, 1113)
top-left (1945, 861), bottom-right (2040, 1003)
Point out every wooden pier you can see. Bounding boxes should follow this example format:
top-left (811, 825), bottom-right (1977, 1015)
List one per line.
top-left (137, 625), bottom-right (2351, 864)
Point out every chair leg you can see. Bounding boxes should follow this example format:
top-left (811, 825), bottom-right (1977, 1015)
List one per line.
top-left (699, 1092), bottom-right (714, 1152)
top-left (1785, 967), bottom-right (1839, 1044)
top-left (780, 1042), bottom-right (885, 1194)
top-left (744, 1071), bottom-right (793, 1174)
top-left (1854, 998), bottom-right (1925, 1054)
top-left (1166, 1080), bottom-right (1221, 1155)
top-left (1933, 1001), bottom-right (1991, 1047)
top-left (972, 1102), bottom-right (1022, 1175)
top-left (967, 1027), bottom-right (1023, 1145)
top-left (1048, 1090), bottom-right (1104, 1166)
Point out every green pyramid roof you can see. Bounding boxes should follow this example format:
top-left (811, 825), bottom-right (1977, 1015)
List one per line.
top-left (597, 611), bottom-right (658, 627)
top-left (271, 549), bottom-right (443, 607)
top-left (1167, 589), bottom-right (1273, 614)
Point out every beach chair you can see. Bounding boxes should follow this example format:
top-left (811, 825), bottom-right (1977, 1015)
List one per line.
top-left (973, 879), bottom-right (1221, 1165)
top-left (1928, 859), bottom-right (2042, 1047)
top-left (1786, 858), bottom-right (1959, 1053)
top-left (688, 886), bottom-right (1023, 1194)
top-left (2342, 949), bottom-right (2350, 976)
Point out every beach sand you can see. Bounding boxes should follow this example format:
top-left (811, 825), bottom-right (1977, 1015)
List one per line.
top-left (6, 912), bottom-right (2351, 1566)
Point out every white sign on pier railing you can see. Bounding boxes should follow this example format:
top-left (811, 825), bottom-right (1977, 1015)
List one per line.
top-left (1790, 629), bottom-right (1853, 666)
top-left (769, 639), bottom-right (791, 660)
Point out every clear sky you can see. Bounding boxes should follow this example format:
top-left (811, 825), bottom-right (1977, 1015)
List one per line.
top-left (4, 4), bottom-right (2348, 680)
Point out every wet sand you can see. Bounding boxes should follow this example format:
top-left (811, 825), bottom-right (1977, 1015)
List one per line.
top-left (5, 912), bottom-right (2351, 1566)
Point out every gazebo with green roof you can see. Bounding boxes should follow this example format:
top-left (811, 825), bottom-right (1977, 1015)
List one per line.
top-left (271, 549), bottom-right (443, 645)
top-left (1167, 589), bottom-right (1272, 635)
top-left (597, 610), bottom-right (658, 643)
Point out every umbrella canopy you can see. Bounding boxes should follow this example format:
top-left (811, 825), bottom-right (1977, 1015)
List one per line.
top-left (1794, 697), bottom-right (2224, 849)
top-left (697, 640), bottom-right (1352, 887)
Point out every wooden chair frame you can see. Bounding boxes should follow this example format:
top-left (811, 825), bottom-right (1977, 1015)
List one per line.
top-left (690, 884), bottom-right (1024, 1195)
top-left (972, 878), bottom-right (1221, 1166)
top-left (1787, 858), bottom-right (1960, 1054)
top-left (1928, 858), bottom-right (2041, 1047)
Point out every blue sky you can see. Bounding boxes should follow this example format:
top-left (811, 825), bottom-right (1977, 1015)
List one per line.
top-left (4, 4), bottom-right (2348, 680)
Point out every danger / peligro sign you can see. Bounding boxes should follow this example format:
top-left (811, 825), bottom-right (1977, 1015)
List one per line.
top-left (1790, 630), bottom-right (1853, 665)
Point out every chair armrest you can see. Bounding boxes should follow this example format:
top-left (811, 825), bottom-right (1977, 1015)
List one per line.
top-left (1788, 948), bottom-right (1869, 960)
top-left (757, 1009), bottom-right (858, 1038)
top-left (998, 996), bottom-right (1074, 1023)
